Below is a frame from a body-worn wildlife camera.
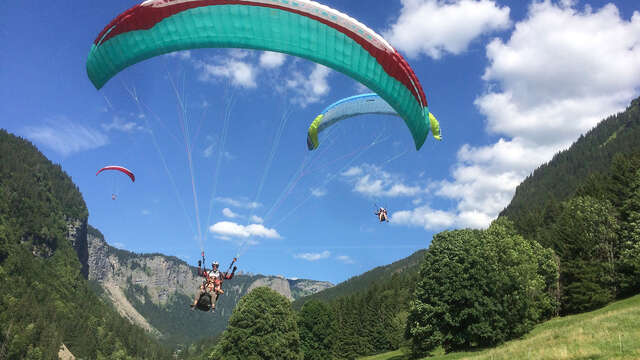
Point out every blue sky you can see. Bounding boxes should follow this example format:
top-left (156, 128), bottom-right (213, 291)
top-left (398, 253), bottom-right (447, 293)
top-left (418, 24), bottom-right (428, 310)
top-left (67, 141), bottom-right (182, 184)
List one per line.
top-left (2, 0), bottom-right (640, 284)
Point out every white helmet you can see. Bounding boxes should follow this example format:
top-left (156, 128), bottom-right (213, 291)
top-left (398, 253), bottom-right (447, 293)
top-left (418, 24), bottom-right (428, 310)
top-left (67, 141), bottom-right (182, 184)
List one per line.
top-left (212, 261), bottom-right (219, 267)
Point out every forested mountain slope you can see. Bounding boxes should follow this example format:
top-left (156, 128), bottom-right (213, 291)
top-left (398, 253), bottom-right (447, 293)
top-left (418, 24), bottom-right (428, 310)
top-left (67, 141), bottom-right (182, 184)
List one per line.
top-left (501, 97), bottom-right (640, 237)
top-left (0, 129), bottom-right (171, 359)
top-left (293, 249), bottom-right (425, 310)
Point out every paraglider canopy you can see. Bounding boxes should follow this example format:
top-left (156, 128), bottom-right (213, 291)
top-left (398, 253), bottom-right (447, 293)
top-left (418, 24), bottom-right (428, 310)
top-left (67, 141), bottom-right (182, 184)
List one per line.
top-left (96, 165), bottom-right (136, 182)
top-left (307, 93), bottom-right (441, 150)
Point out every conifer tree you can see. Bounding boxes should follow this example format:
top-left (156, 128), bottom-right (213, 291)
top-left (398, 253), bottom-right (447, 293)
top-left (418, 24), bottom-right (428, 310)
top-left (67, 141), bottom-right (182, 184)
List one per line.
top-left (553, 196), bottom-right (619, 313)
top-left (618, 169), bottom-right (640, 295)
top-left (298, 300), bottom-right (336, 360)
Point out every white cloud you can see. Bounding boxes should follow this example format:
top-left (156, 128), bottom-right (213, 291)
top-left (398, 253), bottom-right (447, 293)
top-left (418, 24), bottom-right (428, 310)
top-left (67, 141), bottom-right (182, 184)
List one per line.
top-left (294, 251), bottom-right (331, 261)
top-left (222, 208), bottom-right (239, 219)
top-left (113, 242), bottom-right (126, 249)
top-left (203, 143), bottom-right (215, 158)
top-left (341, 167), bottom-right (363, 177)
top-left (342, 164), bottom-right (425, 198)
top-left (336, 255), bottom-right (355, 264)
top-left (215, 235), bottom-right (259, 246)
top-left (196, 58), bottom-right (257, 88)
top-left (141, 209), bottom-right (151, 216)
top-left (175, 49), bottom-right (327, 107)
top-left (311, 188), bottom-right (327, 197)
top-left (223, 151), bottom-right (235, 160)
top-left (283, 64), bottom-right (331, 107)
top-left (23, 117), bottom-right (108, 156)
top-left (215, 197), bottom-right (262, 209)
top-left (354, 82), bottom-right (372, 94)
top-left (166, 50), bottom-right (191, 60)
top-left (229, 49), bottom-right (251, 59)
top-left (250, 215), bottom-right (264, 224)
top-left (391, 205), bottom-right (456, 230)
top-left (209, 221), bottom-right (281, 239)
top-left (259, 51), bottom-right (286, 69)
top-left (418, 1), bottom-right (640, 229)
top-left (383, 0), bottom-right (511, 59)
top-left (101, 116), bottom-right (145, 133)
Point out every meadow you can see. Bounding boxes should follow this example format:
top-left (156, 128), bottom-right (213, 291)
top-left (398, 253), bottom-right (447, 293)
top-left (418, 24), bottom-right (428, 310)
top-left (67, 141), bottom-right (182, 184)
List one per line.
top-left (360, 294), bottom-right (640, 360)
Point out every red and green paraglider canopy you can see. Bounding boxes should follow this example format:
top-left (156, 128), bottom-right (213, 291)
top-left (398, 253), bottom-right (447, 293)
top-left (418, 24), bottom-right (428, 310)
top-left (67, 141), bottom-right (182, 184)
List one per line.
top-left (86, 0), bottom-right (439, 150)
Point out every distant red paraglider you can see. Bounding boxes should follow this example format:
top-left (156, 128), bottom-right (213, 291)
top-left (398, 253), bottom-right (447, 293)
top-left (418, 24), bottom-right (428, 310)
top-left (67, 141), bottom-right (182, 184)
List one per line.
top-left (96, 165), bottom-right (135, 182)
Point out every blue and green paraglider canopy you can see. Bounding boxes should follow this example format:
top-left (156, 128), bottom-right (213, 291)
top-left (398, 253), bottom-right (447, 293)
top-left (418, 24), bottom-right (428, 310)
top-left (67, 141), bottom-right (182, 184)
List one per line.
top-left (306, 93), bottom-right (441, 150)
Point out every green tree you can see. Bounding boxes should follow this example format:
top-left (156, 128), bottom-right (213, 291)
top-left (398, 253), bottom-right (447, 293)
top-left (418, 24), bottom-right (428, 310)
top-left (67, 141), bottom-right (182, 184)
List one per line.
top-left (552, 196), bottom-right (619, 314)
top-left (298, 300), bottom-right (336, 360)
top-left (332, 297), bottom-right (367, 359)
top-left (406, 218), bottom-right (558, 356)
top-left (210, 287), bottom-right (302, 360)
top-left (618, 169), bottom-right (640, 295)
top-left (608, 153), bottom-right (640, 211)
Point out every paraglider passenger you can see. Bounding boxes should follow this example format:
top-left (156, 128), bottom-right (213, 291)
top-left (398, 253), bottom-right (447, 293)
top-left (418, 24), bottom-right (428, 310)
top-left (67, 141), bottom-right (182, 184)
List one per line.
top-left (376, 207), bottom-right (389, 222)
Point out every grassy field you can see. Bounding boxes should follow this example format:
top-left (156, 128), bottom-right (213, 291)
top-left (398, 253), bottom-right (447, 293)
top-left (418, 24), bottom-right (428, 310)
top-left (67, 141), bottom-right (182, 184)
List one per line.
top-left (359, 294), bottom-right (640, 360)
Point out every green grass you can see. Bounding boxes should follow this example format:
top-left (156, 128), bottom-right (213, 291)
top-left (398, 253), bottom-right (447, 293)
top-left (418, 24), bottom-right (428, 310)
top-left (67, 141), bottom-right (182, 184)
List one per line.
top-left (359, 294), bottom-right (640, 360)
top-left (359, 349), bottom-right (405, 360)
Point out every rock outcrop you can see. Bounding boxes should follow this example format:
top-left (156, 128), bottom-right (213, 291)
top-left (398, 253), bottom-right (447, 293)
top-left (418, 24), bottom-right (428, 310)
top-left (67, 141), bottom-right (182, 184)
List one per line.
top-left (66, 217), bottom-right (88, 278)
top-left (87, 232), bottom-right (200, 305)
top-left (247, 276), bottom-right (293, 300)
top-left (290, 279), bottom-right (334, 299)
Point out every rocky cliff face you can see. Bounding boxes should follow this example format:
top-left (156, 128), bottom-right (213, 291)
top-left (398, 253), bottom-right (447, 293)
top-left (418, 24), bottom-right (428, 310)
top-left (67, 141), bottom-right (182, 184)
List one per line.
top-left (87, 230), bottom-right (109, 282)
top-left (290, 279), bottom-right (335, 299)
top-left (66, 217), bottom-right (88, 278)
top-left (247, 276), bottom-right (293, 300)
top-left (87, 239), bottom-right (199, 305)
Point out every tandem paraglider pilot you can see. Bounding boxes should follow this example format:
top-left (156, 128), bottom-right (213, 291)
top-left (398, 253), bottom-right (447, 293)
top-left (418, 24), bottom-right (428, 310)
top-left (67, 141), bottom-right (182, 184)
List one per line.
top-left (191, 254), bottom-right (237, 312)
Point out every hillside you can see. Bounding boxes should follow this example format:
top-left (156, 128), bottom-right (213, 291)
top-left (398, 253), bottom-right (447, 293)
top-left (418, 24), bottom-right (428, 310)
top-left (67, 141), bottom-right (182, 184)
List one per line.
top-left (501, 97), bottom-right (640, 237)
top-left (360, 293), bottom-right (640, 360)
top-left (293, 249), bottom-right (426, 310)
top-left (0, 129), bottom-right (171, 358)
